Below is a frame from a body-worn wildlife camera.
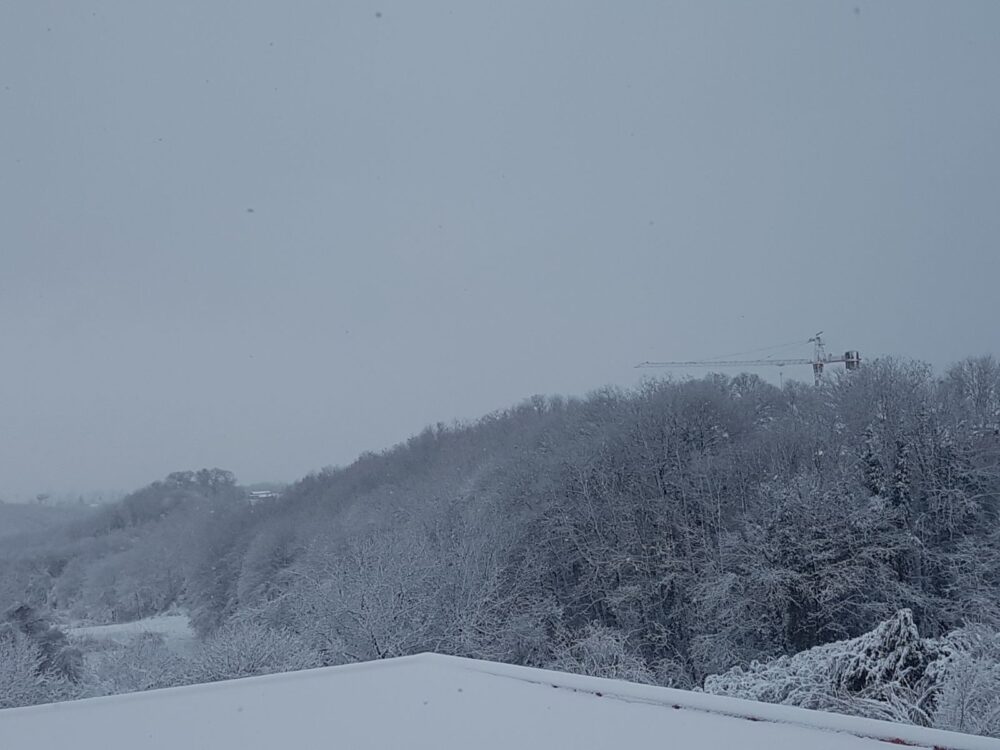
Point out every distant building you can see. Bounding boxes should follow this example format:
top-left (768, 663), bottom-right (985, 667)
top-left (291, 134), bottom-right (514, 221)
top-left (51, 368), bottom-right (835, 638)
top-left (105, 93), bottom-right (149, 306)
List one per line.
top-left (246, 490), bottom-right (280, 503)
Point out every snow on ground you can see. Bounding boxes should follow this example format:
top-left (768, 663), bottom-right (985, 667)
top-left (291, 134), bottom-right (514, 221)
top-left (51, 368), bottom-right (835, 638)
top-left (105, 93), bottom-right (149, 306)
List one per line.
top-left (68, 614), bottom-right (196, 656)
top-left (1, 653), bottom-right (995, 750)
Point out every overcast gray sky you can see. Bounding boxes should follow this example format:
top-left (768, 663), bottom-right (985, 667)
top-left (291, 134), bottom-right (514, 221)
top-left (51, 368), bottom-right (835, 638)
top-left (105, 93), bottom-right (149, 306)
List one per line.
top-left (2, 1), bottom-right (998, 498)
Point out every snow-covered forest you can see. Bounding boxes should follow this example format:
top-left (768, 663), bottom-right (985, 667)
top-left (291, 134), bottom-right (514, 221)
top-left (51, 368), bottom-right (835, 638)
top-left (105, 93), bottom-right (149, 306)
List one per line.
top-left (2, 356), bottom-right (999, 736)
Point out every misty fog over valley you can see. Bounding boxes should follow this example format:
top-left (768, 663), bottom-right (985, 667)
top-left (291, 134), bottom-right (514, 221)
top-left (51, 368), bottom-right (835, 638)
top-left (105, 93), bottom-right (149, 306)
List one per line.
top-left (2, 2), bottom-right (999, 748)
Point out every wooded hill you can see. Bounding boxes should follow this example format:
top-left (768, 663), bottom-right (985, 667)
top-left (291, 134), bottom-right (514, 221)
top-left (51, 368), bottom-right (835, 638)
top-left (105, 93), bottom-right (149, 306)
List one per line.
top-left (2, 356), bottom-right (999, 696)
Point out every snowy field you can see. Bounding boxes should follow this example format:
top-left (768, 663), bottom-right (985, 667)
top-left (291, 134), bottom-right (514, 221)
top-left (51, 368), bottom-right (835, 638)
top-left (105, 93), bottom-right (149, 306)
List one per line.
top-left (0, 653), bottom-right (994, 750)
top-left (68, 614), bottom-right (196, 656)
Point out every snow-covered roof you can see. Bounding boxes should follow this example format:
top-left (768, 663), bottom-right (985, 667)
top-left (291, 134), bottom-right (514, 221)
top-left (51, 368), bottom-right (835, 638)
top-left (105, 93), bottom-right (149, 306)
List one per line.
top-left (0, 653), bottom-right (994, 750)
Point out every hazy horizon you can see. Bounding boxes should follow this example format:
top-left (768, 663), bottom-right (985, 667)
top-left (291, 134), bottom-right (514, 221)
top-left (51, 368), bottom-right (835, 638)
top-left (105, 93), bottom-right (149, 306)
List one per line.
top-left (3, 1), bottom-right (999, 498)
top-left (2, 349), bottom-right (992, 503)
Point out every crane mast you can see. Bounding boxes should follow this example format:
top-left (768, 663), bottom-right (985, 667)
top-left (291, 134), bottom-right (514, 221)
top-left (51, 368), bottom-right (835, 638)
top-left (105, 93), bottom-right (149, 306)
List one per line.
top-left (636, 332), bottom-right (861, 386)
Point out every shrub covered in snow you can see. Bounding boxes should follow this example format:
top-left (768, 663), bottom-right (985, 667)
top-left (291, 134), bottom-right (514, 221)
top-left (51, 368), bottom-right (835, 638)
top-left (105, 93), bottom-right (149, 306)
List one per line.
top-left (83, 632), bottom-right (188, 697)
top-left (705, 609), bottom-right (938, 708)
top-left (0, 632), bottom-right (76, 709)
top-left (930, 625), bottom-right (1000, 737)
top-left (704, 610), bottom-right (1000, 737)
top-left (548, 624), bottom-right (655, 684)
top-left (185, 621), bottom-right (321, 683)
top-left (704, 611), bottom-right (940, 724)
top-left (0, 604), bottom-right (82, 708)
top-left (2, 604), bottom-right (83, 683)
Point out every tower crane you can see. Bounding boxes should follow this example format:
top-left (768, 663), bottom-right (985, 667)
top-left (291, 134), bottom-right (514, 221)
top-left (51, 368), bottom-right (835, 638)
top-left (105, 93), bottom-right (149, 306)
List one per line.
top-left (636, 333), bottom-right (861, 386)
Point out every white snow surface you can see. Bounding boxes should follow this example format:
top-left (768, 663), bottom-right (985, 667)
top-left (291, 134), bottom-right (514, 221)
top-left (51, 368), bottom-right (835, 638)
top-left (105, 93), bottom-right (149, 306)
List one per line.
top-left (1, 653), bottom-right (996, 750)
top-left (68, 614), bottom-right (196, 656)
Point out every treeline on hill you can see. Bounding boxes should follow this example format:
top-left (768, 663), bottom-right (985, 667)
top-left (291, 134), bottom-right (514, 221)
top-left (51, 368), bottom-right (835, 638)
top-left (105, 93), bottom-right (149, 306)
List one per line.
top-left (1, 357), bottom-right (999, 733)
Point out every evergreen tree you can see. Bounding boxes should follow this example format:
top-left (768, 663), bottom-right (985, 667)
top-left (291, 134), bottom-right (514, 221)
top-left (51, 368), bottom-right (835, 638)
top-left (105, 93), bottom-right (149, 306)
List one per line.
top-left (862, 425), bottom-right (886, 497)
top-left (890, 439), bottom-right (913, 511)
